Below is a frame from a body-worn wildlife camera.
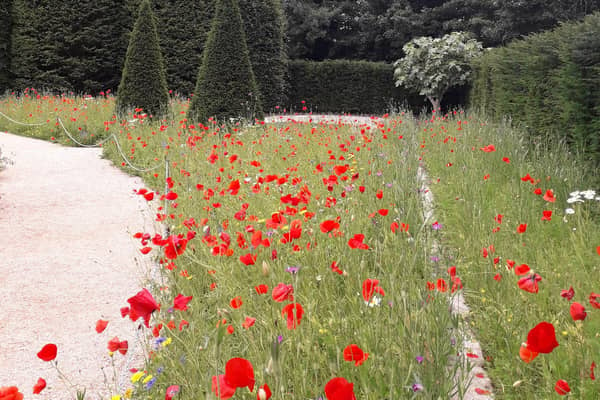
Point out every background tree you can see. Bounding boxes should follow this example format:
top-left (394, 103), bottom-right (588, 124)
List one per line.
top-left (239, 0), bottom-right (288, 110)
top-left (0, 0), bottom-right (12, 92)
top-left (188, 0), bottom-right (262, 123)
top-left (394, 31), bottom-right (482, 110)
top-left (116, 0), bottom-right (169, 117)
top-left (154, 0), bottom-right (214, 95)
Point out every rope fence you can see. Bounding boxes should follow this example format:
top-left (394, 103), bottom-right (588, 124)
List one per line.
top-left (0, 110), bottom-right (164, 173)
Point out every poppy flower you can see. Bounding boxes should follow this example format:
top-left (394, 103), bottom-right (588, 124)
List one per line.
top-left (173, 293), bottom-right (193, 311)
top-left (514, 264), bottom-right (530, 276)
top-left (32, 378), bottom-right (46, 394)
top-left (225, 357), bottom-right (255, 391)
top-left (165, 191), bottom-right (178, 200)
top-left (526, 321), bottom-right (559, 353)
top-left (37, 343), bottom-right (57, 362)
top-left (480, 144), bottom-right (495, 152)
top-left (518, 274), bottom-right (542, 294)
top-left (520, 174), bottom-right (535, 184)
top-left (554, 379), bottom-right (570, 395)
top-left (570, 302), bottom-right (587, 321)
top-left (348, 234), bottom-right (369, 250)
top-left (589, 293), bottom-right (600, 309)
top-left (257, 384), bottom-right (272, 400)
top-left (127, 288), bottom-right (158, 327)
top-left (343, 344), bottom-right (369, 366)
top-left (240, 253), bottom-right (257, 265)
top-left (519, 344), bottom-right (538, 363)
top-left (242, 317), bottom-right (256, 329)
top-left (211, 374), bottom-right (236, 400)
top-left (516, 224), bottom-right (527, 234)
top-left (281, 303), bottom-right (304, 329)
top-left (560, 286), bottom-right (574, 301)
top-left (107, 337), bottom-right (128, 355)
top-left (436, 278), bottom-right (448, 292)
top-left (362, 279), bottom-right (385, 302)
top-left (320, 220), bottom-right (340, 233)
top-left (165, 385), bottom-right (180, 400)
top-left (591, 361), bottom-right (596, 380)
top-left (230, 296), bottom-right (243, 309)
top-left (543, 189), bottom-right (556, 203)
top-left (324, 377), bottom-right (356, 400)
top-left (0, 386), bottom-right (23, 400)
top-left (541, 210), bottom-right (552, 221)
top-left (272, 283), bottom-right (294, 302)
top-left (95, 319), bottom-right (108, 333)
top-left (140, 246), bottom-right (152, 254)
top-left (254, 284), bottom-right (268, 295)
top-left (163, 235), bottom-right (187, 260)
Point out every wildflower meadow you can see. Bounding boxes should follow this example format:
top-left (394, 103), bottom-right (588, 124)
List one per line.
top-left (1, 91), bottom-right (599, 399)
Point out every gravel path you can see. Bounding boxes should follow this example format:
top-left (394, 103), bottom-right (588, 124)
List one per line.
top-left (0, 132), bottom-right (158, 399)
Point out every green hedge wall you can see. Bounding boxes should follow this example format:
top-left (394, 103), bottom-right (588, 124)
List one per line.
top-left (287, 59), bottom-right (429, 115)
top-left (470, 13), bottom-right (600, 158)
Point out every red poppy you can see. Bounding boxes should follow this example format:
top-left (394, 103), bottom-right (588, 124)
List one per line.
top-left (281, 303), bottom-right (304, 329)
top-left (514, 264), bottom-right (530, 276)
top-left (520, 174), bottom-right (535, 184)
top-left (570, 302), bottom-right (587, 321)
top-left (257, 384), bottom-right (272, 400)
top-left (493, 273), bottom-right (502, 281)
top-left (0, 387), bottom-right (23, 400)
top-left (230, 296), bottom-right (243, 309)
top-left (480, 144), bottom-right (495, 152)
top-left (518, 274), bottom-right (542, 293)
top-left (240, 253), bottom-right (257, 266)
top-left (376, 190), bottom-right (383, 199)
top-left (343, 344), bottom-right (369, 366)
top-left (390, 222), bottom-right (399, 233)
top-left (348, 234), bottom-right (369, 250)
top-left (591, 361), bottom-right (596, 380)
top-left (560, 286), bottom-right (574, 300)
top-left (107, 337), bottom-right (128, 355)
top-left (225, 357), bottom-right (255, 391)
top-left (543, 189), bottom-right (556, 203)
top-left (272, 283), bottom-right (294, 302)
top-left (165, 385), bottom-right (180, 400)
top-left (554, 379), bottom-right (570, 395)
top-left (533, 187), bottom-right (542, 195)
top-left (320, 220), bottom-right (340, 233)
top-left (437, 278), bottom-right (448, 292)
top-left (324, 377), bottom-right (356, 400)
top-left (173, 293), bottom-right (193, 311)
top-left (95, 319), bottom-right (108, 334)
top-left (163, 234), bottom-right (187, 260)
top-left (143, 192), bottom-right (154, 201)
top-left (32, 378), bottom-right (46, 394)
top-left (526, 321), bottom-right (559, 353)
top-left (127, 288), bottom-right (158, 327)
top-left (165, 191), bottom-right (178, 200)
top-left (494, 214), bottom-right (503, 224)
top-left (254, 284), bottom-right (268, 294)
top-left (475, 388), bottom-right (490, 395)
top-left (589, 293), bottom-right (600, 309)
top-left (519, 344), bottom-right (538, 363)
top-left (211, 374), bottom-right (236, 400)
top-left (541, 210), bottom-right (552, 221)
top-left (140, 246), bottom-right (152, 254)
top-left (597, 246), bottom-right (600, 256)
top-left (502, 157), bottom-right (510, 163)
top-left (37, 343), bottom-right (57, 362)
top-left (516, 224), bottom-right (527, 234)
top-left (242, 317), bottom-right (256, 329)
top-left (362, 279), bottom-right (385, 302)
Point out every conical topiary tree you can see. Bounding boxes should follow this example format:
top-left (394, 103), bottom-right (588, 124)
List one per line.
top-left (239, 0), bottom-right (288, 111)
top-left (188, 0), bottom-right (263, 124)
top-left (116, 0), bottom-right (169, 117)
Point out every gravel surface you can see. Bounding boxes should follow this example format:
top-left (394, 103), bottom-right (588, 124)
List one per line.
top-left (0, 132), bottom-right (158, 399)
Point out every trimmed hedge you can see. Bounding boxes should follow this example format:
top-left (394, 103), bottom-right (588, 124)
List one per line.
top-left (470, 13), bottom-right (600, 158)
top-left (287, 59), bottom-right (434, 115)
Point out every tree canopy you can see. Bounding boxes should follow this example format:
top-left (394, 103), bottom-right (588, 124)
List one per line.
top-left (394, 31), bottom-right (483, 110)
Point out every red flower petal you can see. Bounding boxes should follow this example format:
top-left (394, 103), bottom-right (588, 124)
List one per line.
top-left (173, 293), bottom-right (193, 311)
top-left (211, 374), bottom-right (236, 400)
top-left (554, 379), bottom-right (570, 395)
top-left (95, 319), bottom-right (108, 334)
top-left (560, 286), bottom-right (574, 301)
top-left (324, 377), bottom-right (356, 400)
top-left (526, 322), bottom-right (559, 354)
top-left (224, 357), bottom-right (255, 391)
top-left (37, 343), bottom-right (57, 362)
top-left (32, 378), bottom-right (46, 394)
top-left (281, 303), bottom-right (304, 329)
top-left (127, 288), bottom-right (158, 328)
top-left (343, 344), bottom-right (369, 366)
top-left (570, 302), bottom-right (587, 321)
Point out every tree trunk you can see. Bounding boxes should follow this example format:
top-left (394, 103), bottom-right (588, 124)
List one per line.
top-left (427, 96), bottom-right (442, 113)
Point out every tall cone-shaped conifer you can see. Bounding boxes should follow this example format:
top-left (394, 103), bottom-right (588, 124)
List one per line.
top-left (116, 0), bottom-right (169, 117)
top-left (188, 0), bottom-right (263, 123)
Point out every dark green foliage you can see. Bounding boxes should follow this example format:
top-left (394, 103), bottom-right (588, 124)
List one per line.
top-left (116, 0), bottom-right (169, 117)
top-left (9, 0), bottom-right (134, 93)
top-left (188, 0), bottom-right (262, 123)
top-left (0, 0), bottom-right (12, 92)
top-left (239, 0), bottom-right (288, 111)
top-left (287, 60), bottom-right (426, 114)
top-left (470, 13), bottom-right (600, 159)
top-left (153, 0), bottom-right (214, 95)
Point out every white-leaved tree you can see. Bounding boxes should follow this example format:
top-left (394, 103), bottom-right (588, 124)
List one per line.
top-left (394, 32), bottom-right (483, 111)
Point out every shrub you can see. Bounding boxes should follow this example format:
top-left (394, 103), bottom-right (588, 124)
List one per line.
top-left (116, 0), bottom-right (169, 117)
top-left (188, 0), bottom-right (263, 123)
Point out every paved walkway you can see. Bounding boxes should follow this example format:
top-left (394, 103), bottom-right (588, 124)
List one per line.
top-left (0, 132), bottom-right (157, 399)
